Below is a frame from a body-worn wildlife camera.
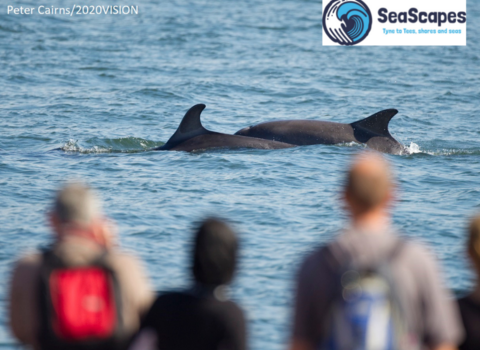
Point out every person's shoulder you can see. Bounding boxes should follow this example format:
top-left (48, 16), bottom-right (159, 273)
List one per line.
top-left (203, 296), bottom-right (246, 328)
top-left (106, 249), bottom-right (141, 261)
top-left (141, 292), bottom-right (189, 328)
top-left (104, 249), bottom-right (147, 270)
top-left (13, 250), bottom-right (43, 270)
top-left (224, 299), bottom-right (245, 320)
top-left (152, 291), bottom-right (194, 308)
top-left (150, 291), bottom-right (245, 325)
top-left (398, 238), bottom-right (437, 263)
top-left (217, 299), bottom-right (246, 328)
top-left (395, 237), bottom-right (448, 279)
top-left (10, 251), bottom-right (43, 290)
top-left (298, 242), bottom-right (334, 275)
top-left (302, 242), bottom-right (331, 263)
top-left (156, 291), bottom-right (190, 301)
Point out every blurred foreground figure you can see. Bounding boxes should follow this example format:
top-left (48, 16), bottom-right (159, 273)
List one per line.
top-left (457, 215), bottom-right (480, 350)
top-left (9, 182), bottom-right (154, 350)
top-left (130, 218), bottom-right (246, 350)
top-left (290, 152), bottom-right (463, 350)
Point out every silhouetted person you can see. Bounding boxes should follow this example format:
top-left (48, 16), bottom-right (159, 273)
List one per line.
top-left (9, 182), bottom-right (154, 350)
top-left (130, 218), bottom-right (246, 350)
top-left (457, 215), bottom-right (480, 350)
top-left (290, 151), bottom-right (463, 350)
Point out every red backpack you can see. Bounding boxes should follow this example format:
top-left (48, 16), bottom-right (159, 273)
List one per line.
top-left (38, 249), bottom-right (126, 350)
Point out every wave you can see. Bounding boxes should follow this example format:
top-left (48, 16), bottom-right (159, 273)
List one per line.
top-left (334, 141), bottom-right (480, 157)
top-left (59, 138), bottom-right (480, 157)
top-left (60, 137), bottom-right (163, 154)
top-left (405, 142), bottom-right (480, 156)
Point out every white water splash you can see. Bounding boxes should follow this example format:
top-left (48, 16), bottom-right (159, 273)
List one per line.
top-left (339, 141), bottom-right (365, 148)
top-left (61, 139), bottom-right (111, 154)
top-left (406, 142), bottom-right (422, 154)
top-left (402, 142), bottom-right (480, 156)
top-left (61, 139), bottom-right (81, 152)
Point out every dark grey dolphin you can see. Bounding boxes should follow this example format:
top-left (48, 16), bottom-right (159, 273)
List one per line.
top-left (153, 104), bottom-right (294, 152)
top-left (234, 109), bottom-right (408, 155)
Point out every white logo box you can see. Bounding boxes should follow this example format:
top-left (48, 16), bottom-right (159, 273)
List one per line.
top-left (322, 0), bottom-right (467, 46)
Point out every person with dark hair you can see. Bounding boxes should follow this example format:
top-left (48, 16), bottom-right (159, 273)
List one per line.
top-left (457, 215), bottom-right (480, 350)
top-left (130, 218), bottom-right (246, 350)
top-left (290, 151), bottom-right (463, 350)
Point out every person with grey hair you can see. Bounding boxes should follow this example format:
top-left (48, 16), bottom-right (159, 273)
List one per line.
top-left (290, 151), bottom-right (463, 350)
top-left (9, 182), bottom-right (154, 350)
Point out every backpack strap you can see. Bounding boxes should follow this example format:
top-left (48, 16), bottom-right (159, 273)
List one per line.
top-left (94, 251), bottom-right (125, 340)
top-left (323, 241), bottom-right (345, 271)
top-left (385, 237), bottom-right (407, 265)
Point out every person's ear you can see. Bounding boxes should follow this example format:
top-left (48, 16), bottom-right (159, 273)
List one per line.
top-left (91, 217), bottom-right (117, 248)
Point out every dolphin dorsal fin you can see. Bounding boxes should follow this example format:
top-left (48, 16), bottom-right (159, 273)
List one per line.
top-left (162, 104), bottom-right (210, 149)
top-left (350, 109), bottom-right (398, 137)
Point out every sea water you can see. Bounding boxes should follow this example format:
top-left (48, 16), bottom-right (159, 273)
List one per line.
top-left (1, 0), bottom-right (479, 349)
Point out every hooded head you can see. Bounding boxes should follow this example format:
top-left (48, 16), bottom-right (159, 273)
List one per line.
top-left (192, 218), bottom-right (238, 286)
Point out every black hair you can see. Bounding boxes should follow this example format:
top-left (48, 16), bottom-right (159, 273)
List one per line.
top-left (192, 218), bottom-right (238, 286)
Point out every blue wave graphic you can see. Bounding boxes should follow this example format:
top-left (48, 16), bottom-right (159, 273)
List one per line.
top-left (337, 2), bottom-right (370, 42)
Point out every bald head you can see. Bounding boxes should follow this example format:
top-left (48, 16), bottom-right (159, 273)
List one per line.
top-left (53, 182), bottom-right (101, 226)
top-left (345, 151), bottom-right (393, 213)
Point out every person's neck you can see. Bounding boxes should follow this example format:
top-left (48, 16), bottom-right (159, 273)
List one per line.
top-left (351, 207), bottom-right (390, 234)
top-left (56, 223), bottom-right (108, 248)
top-left (56, 230), bottom-right (104, 249)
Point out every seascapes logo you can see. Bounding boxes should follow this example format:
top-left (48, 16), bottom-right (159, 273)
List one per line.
top-left (323, 0), bottom-right (372, 46)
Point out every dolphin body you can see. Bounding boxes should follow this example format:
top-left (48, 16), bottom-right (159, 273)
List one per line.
top-left (153, 104), bottom-right (294, 152)
top-left (234, 109), bottom-right (408, 155)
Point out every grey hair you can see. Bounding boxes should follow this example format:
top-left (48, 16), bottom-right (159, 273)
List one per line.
top-left (53, 182), bottom-right (101, 225)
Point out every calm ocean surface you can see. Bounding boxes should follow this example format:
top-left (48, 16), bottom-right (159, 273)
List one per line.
top-left (1, 0), bottom-right (479, 349)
